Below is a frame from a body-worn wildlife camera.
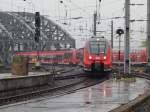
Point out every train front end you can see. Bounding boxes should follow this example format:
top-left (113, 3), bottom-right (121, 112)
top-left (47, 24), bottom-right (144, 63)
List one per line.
top-left (83, 37), bottom-right (112, 72)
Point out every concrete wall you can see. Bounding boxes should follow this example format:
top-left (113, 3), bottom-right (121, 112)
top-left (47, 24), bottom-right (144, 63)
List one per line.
top-left (0, 74), bottom-right (52, 91)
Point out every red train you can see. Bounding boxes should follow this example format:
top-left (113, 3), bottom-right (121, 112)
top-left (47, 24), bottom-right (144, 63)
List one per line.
top-left (113, 49), bottom-right (147, 64)
top-left (15, 50), bottom-right (83, 65)
top-left (15, 43), bottom-right (147, 69)
top-left (83, 36), bottom-right (112, 72)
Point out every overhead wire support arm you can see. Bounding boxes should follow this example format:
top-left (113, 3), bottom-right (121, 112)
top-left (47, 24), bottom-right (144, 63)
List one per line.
top-left (129, 3), bottom-right (144, 6)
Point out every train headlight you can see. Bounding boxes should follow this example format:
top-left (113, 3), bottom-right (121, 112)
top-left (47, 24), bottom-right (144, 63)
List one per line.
top-left (103, 56), bottom-right (107, 60)
top-left (89, 56), bottom-right (92, 60)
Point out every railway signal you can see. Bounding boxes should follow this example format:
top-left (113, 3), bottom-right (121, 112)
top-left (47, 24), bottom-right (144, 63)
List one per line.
top-left (116, 29), bottom-right (124, 36)
top-left (116, 28), bottom-right (124, 75)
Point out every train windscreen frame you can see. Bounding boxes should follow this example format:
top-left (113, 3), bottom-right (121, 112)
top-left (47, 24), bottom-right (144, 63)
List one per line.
top-left (88, 41), bottom-right (107, 55)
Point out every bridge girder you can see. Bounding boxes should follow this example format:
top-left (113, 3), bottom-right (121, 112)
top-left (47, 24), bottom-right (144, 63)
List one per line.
top-left (0, 12), bottom-right (75, 65)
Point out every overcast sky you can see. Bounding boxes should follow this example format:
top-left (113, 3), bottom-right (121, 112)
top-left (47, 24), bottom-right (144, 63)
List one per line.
top-left (0, 0), bottom-right (147, 49)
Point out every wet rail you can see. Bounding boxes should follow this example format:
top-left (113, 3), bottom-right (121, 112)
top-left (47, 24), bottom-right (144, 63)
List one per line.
top-left (0, 70), bottom-right (109, 106)
top-left (0, 65), bottom-right (150, 112)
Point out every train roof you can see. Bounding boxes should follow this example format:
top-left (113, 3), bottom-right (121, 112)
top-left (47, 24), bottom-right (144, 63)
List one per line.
top-left (88, 36), bottom-right (108, 42)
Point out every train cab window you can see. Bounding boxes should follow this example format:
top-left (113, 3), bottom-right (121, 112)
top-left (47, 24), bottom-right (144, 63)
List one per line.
top-left (89, 41), bottom-right (107, 55)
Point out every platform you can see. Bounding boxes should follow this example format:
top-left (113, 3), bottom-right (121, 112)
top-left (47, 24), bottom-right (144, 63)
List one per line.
top-left (0, 77), bottom-right (149, 112)
top-left (0, 71), bottom-right (53, 92)
top-left (0, 72), bottom-right (50, 79)
top-left (0, 64), bottom-right (65, 79)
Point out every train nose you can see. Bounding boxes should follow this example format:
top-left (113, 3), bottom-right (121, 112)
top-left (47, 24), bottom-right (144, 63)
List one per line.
top-left (91, 63), bottom-right (104, 71)
top-left (91, 56), bottom-right (107, 61)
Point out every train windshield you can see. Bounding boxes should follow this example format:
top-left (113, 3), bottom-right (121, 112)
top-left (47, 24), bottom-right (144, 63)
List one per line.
top-left (89, 41), bottom-right (107, 55)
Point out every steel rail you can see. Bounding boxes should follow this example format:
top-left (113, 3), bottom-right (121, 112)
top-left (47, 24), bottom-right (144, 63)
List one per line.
top-left (0, 74), bottom-right (108, 106)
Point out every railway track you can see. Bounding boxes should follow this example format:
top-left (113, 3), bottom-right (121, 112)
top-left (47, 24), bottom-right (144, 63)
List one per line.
top-left (132, 72), bottom-right (150, 80)
top-left (40, 65), bottom-right (85, 80)
top-left (113, 65), bottom-right (150, 80)
top-left (1, 64), bottom-right (150, 112)
top-left (0, 70), bottom-right (109, 106)
top-left (2, 64), bottom-right (149, 109)
top-left (0, 79), bottom-right (84, 106)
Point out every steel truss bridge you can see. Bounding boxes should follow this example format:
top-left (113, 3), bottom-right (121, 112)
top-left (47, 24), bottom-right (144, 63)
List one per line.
top-left (0, 12), bottom-right (75, 66)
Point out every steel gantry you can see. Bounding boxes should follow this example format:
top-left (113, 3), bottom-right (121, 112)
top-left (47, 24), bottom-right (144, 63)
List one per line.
top-left (0, 12), bottom-right (75, 66)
